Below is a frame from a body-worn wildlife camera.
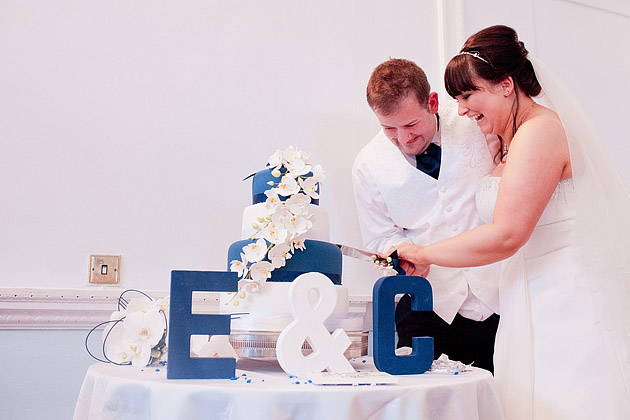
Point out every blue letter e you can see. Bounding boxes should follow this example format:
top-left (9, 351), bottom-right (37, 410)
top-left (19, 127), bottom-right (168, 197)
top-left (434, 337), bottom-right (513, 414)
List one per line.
top-left (167, 270), bottom-right (238, 379)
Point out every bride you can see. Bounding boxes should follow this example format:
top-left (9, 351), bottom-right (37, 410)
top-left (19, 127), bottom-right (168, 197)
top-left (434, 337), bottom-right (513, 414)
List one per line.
top-left (394, 25), bottom-right (630, 419)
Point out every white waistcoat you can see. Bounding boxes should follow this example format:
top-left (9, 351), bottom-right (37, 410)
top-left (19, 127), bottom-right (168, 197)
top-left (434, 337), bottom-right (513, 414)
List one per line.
top-left (352, 101), bottom-right (499, 322)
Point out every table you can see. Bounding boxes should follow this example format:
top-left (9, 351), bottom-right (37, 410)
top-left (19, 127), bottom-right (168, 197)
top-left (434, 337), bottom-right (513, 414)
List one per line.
top-left (73, 358), bottom-right (504, 420)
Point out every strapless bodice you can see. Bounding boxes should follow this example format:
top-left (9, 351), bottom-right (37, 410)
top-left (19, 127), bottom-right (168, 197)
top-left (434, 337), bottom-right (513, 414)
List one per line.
top-left (476, 176), bottom-right (576, 226)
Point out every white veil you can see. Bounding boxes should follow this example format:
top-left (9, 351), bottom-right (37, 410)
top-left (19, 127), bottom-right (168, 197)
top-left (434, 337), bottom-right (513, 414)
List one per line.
top-left (530, 56), bottom-right (630, 389)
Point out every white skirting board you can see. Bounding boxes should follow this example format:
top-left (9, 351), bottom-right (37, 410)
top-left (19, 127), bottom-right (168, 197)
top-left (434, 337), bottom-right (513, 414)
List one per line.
top-left (0, 287), bottom-right (371, 330)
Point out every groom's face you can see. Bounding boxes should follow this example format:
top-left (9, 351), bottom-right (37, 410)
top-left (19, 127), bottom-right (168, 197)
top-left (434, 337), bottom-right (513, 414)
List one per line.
top-left (374, 93), bottom-right (439, 157)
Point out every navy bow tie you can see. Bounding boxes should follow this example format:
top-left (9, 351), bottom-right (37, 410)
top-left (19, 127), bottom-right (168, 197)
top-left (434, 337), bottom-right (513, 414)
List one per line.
top-left (416, 142), bottom-right (441, 179)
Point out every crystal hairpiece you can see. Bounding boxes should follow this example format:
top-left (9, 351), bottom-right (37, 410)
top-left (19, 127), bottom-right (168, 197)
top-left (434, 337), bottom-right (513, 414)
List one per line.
top-left (459, 51), bottom-right (492, 66)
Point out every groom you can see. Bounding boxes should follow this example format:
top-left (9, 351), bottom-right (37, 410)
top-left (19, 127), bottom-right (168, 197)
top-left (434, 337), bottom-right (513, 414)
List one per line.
top-left (352, 58), bottom-right (500, 372)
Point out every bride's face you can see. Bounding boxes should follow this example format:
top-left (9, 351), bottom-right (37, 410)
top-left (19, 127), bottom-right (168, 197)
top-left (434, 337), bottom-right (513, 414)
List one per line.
top-left (455, 77), bottom-right (509, 136)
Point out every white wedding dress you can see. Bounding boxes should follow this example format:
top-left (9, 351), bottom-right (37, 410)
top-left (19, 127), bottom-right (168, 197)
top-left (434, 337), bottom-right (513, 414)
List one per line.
top-left (476, 176), bottom-right (630, 420)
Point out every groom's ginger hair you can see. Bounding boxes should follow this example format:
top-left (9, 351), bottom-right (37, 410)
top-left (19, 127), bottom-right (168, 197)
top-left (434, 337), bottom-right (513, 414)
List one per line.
top-left (367, 58), bottom-right (432, 115)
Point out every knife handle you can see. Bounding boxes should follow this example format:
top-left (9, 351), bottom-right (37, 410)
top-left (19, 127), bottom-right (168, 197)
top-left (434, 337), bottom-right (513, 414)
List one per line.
top-left (388, 250), bottom-right (404, 275)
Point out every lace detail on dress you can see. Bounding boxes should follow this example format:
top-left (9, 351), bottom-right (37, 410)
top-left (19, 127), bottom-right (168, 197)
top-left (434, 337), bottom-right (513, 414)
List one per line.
top-left (479, 177), bottom-right (574, 198)
top-left (476, 176), bottom-right (576, 225)
top-left (551, 179), bottom-right (575, 199)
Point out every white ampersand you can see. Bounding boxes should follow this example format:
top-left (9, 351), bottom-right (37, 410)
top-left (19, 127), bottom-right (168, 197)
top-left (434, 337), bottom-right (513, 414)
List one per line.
top-left (276, 272), bottom-right (354, 377)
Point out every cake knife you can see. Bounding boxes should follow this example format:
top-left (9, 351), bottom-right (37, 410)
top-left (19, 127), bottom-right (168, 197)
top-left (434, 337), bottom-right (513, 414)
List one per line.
top-left (335, 243), bottom-right (376, 262)
top-left (335, 244), bottom-right (402, 274)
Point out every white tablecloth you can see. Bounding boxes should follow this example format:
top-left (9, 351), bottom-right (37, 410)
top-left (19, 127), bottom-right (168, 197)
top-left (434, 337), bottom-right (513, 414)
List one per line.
top-left (73, 358), bottom-right (504, 420)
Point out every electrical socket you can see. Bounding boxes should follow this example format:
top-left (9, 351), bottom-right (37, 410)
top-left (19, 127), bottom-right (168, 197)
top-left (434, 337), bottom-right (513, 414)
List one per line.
top-left (89, 254), bottom-right (120, 285)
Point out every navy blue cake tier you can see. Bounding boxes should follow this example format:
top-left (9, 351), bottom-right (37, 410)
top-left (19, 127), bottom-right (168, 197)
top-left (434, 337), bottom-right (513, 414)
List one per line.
top-left (227, 239), bottom-right (342, 284)
top-left (251, 168), bottom-right (319, 205)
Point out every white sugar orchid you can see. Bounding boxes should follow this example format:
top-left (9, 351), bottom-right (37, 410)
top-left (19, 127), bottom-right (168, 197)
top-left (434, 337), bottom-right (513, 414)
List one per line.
top-left (282, 145), bottom-right (301, 163)
top-left (243, 238), bottom-right (268, 262)
top-left (287, 145), bottom-right (310, 163)
top-left (123, 309), bottom-right (166, 348)
top-left (243, 281), bottom-right (260, 293)
top-left (125, 297), bottom-right (167, 318)
top-left (292, 236), bottom-right (307, 251)
top-left (285, 214), bottom-right (312, 237)
top-left (271, 207), bottom-right (312, 238)
top-left (285, 193), bottom-right (311, 214)
top-left (262, 223), bottom-right (288, 244)
top-left (264, 189), bottom-right (281, 212)
top-left (249, 261), bottom-right (274, 283)
top-left (268, 243), bottom-right (292, 268)
top-left (268, 149), bottom-right (284, 169)
top-left (124, 298), bottom-right (154, 315)
top-left (287, 158), bottom-right (311, 177)
top-left (229, 253), bottom-right (249, 277)
top-left (154, 297), bottom-right (169, 317)
top-left (271, 208), bottom-right (295, 236)
top-left (298, 177), bottom-right (320, 200)
top-left (276, 175), bottom-right (300, 196)
top-left (116, 339), bottom-right (153, 367)
top-left (311, 164), bottom-right (326, 182)
top-left (104, 340), bottom-right (136, 365)
top-left (271, 207), bottom-right (292, 227)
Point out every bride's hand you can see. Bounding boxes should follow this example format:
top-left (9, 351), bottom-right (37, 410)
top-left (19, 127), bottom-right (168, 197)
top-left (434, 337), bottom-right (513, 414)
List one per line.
top-left (399, 260), bottom-right (430, 277)
top-left (389, 243), bottom-right (431, 277)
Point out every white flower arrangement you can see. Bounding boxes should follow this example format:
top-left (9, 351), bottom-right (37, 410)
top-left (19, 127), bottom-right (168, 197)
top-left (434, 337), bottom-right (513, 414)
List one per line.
top-left (86, 290), bottom-right (169, 368)
top-left (228, 146), bottom-right (325, 304)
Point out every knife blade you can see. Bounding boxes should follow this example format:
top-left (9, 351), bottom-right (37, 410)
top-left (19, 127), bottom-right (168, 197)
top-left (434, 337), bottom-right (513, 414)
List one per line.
top-left (335, 243), bottom-right (376, 262)
top-left (335, 243), bottom-right (402, 274)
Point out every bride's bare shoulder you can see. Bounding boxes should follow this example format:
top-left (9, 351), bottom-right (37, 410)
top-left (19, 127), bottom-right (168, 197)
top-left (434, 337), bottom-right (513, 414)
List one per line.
top-left (524, 106), bottom-right (565, 137)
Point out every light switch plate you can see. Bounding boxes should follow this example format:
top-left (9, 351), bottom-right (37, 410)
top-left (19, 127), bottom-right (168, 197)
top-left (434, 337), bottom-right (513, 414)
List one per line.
top-left (89, 254), bottom-right (120, 285)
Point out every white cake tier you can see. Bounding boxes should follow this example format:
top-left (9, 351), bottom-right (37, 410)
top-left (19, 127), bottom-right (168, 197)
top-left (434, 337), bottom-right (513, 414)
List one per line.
top-left (241, 203), bottom-right (330, 241)
top-left (219, 282), bottom-right (362, 332)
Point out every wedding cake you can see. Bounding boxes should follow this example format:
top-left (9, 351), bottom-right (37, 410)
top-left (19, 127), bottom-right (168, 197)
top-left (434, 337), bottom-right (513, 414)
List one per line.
top-left (220, 146), bottom-right (366, 357)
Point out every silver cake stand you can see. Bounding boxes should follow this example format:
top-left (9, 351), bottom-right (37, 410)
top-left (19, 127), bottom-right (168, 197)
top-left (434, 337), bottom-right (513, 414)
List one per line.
top-left (229, 330), bottom-right (369, 359)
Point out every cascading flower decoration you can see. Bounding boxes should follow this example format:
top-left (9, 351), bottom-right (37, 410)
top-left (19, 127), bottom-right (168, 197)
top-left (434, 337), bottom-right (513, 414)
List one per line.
top-left (228, 146), bottom-right (325, 304)
top-left (85, 290), bottom-right (169, 368)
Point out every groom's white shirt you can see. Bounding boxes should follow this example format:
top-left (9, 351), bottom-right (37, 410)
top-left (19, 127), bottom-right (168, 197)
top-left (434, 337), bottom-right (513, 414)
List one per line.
top-left (352, 100), bottom-right (500, 323)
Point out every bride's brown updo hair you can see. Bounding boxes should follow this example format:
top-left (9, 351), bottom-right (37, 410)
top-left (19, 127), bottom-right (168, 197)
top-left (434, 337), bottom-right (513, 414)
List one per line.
top-left (444, 25), bottom-right (541, 99)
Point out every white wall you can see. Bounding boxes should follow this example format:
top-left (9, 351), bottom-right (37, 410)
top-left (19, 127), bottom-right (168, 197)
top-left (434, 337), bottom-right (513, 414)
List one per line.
top-left (0, 0), bottom-right (443, 296)
top-left (0, 330), bottom-right (96, 420)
